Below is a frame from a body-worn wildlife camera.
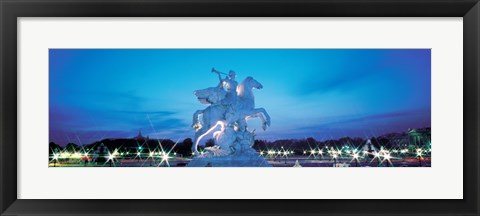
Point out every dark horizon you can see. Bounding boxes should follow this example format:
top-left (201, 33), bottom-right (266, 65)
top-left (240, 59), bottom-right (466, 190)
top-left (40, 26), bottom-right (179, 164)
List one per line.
top-left (50, 126), bottom-right (431, 147)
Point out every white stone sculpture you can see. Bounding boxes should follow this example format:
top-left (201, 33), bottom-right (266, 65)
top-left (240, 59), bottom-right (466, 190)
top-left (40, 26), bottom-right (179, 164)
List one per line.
top-left (188, 68), bottom-right (271, 167)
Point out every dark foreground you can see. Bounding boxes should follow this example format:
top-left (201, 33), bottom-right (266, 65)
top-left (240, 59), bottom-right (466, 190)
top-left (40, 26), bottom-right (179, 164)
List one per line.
top-left (48, 156), bottom-right (431, 167)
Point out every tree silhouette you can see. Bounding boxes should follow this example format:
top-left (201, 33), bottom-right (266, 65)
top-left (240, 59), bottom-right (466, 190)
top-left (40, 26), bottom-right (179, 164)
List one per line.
top-left (49, 142), bottom-right (62, 154)
top-left (65, 143), bottom-right (79, 152)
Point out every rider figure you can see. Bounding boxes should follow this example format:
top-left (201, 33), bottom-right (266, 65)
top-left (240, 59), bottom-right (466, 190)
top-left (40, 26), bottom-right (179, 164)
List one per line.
top-left (214, 69), bottom-right (238, 106)
top-left (212, 68), bottom-right (239, 128)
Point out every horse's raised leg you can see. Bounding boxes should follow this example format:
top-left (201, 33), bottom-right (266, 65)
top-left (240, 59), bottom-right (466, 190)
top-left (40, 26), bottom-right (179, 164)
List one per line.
top-left (247, 112), bottom-right (267, 130)
top-left (244, 108), bottom-right (270, 130)
top-left (257, 114), bottom-right (268, 131)
top-left (254, 108), bottom-right (271, 126)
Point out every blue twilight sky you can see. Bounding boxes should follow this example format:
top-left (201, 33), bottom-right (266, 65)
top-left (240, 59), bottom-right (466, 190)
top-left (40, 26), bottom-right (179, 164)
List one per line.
top-left (49, 49), bottom-right (431, 146)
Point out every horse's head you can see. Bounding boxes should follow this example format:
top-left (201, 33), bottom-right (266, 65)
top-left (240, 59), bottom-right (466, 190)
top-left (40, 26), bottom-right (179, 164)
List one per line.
top-left (238, 76), bottom-right (263, 98)
top-left (244, 76), bottom-right (263, 90)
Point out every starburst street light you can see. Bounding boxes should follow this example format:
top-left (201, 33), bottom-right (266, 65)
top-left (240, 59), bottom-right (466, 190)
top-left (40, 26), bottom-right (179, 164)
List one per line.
top-left (331, 151), bottom-right (339, 166)
top-left (382, 152), bottom-right (393, 167)
top-left (159, 151), bottom-right (172, 167)
top-left (108, 154), bottom-right (115, 161)
top-left (50, 153), bottom-right (60, 167)
top-left (416, 148), bottom-right (424, 167)
top-left (416, 148), bottom-right (423, 158)
top-left (105, 152), bottom-right (116, 167)
top-left (51, 152), bottom-right (60, 162)
top-left (267, 150), bottom-right (274, 156)
top-left (351, 152), bottom-right (361, 167)
top-left (383, 153), bottom-right (391, 160)
top-left (337, 149), bottom-right (342, 157)
top-left (371, 151), bottom-right (382, 166)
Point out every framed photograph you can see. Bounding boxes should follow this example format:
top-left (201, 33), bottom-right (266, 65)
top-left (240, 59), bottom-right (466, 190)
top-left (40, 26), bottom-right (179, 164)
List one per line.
top-left (1, 0), bottom-right (479, 215)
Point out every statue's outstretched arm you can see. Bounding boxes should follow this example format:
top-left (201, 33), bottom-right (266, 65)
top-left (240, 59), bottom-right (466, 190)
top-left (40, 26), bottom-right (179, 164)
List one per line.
top-left (214, 72), bottom-right (224, 88)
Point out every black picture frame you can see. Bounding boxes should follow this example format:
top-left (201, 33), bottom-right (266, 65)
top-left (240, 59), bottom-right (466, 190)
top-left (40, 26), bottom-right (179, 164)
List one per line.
top-left (1, 0), bottom-right (479, 215)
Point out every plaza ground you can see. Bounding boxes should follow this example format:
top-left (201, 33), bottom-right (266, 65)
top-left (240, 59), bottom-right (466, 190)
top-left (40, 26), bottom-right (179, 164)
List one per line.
top-left (48, 156), bottom-right (431, 167)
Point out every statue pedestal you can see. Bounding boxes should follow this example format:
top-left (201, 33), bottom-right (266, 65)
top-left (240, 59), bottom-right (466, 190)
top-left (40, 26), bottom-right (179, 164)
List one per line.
top-left (187, 147), bottom-right (271, 167)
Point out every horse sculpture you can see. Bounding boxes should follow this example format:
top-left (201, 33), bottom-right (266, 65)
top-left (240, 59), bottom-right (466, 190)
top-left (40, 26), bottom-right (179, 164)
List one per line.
top-left (191, 76), bottom-right (271, 154)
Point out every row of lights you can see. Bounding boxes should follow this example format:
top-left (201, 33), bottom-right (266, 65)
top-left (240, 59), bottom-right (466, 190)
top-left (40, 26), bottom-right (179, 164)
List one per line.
top-left (256, 146), bottom-right (429, 161)
top-left (50, 147), bottom-right (178, 166)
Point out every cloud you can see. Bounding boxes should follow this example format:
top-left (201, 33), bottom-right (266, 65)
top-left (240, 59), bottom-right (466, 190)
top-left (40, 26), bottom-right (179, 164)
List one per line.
top-left (323, 111), bottom-right (413, 126)
top-left (288, 109), bottom-right (431, 139)
top-left (297, 67), bottom-right (384, 95)
top-left (114, 110), bottom-right (176, 115)
top-left (49, 104), bottom-right (190, 145)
